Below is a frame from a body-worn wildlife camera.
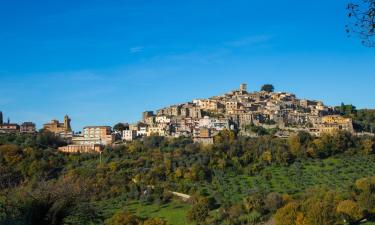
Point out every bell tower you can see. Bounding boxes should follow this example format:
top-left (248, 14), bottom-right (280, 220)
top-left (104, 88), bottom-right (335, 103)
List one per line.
top-left (64, 115), bottom-right (72, 131)
top-left (240, 83), bottom-right (247, 93)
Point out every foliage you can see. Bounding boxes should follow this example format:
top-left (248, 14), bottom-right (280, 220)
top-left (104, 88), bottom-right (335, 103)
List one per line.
top-left (337, 103), bottom-right (375, 133)
top-left (274, 202), bottom-right (299, 225)
top-left (261, 84), bottom-right (275, 92)
top-left (244, 124), bottom-right (271, 136)
top-left (274, 175), bottom-right (375, 225)
top-left (106, 211), bottom-right (141, 225)
top-left (187, 198), bottom-right (210, 223)
top-left (337, 200), bottom-right (364, 223)
top-left (113, 123), bottom-right (129, 132)
top-left (143, 218), bottom-right (169, 225)
top-left (347, 0), bottom-right (375, 47)
top-left (0, 131), bottom-right (375, 224)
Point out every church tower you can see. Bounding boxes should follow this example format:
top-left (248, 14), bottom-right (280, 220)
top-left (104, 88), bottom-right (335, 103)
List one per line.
top-left (64, 115), bottom-right (72, 131)
top-left (240, 83), bottom-right (248, 93)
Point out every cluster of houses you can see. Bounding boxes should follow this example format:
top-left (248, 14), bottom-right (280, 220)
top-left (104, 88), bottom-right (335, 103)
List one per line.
top-left (0, 111), bottom-right (36, 134)
top-left (126, 84), bottom-right (354, 141)
top-left (0, 84), bottom-right (356, 153)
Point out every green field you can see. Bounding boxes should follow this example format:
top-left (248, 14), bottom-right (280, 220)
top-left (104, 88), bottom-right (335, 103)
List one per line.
top-left (94, 155), bottom-right (375, 224)
top-left (95, 197), bottom-right (191, 225)
top-left (127, 201), bottom-right (192, 225)
top-left (203, 155), bottom-right (375, 203)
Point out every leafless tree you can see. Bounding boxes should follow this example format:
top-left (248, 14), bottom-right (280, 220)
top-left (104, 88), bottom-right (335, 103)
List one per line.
top-left (347, 0), bottom-right (375, 47)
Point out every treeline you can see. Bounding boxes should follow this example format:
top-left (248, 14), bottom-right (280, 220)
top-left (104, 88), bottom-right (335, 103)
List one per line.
top-left (0, 131), bottom-right (375, 224)
top-left (337, 103), bottom-right (375, 133)
top-left (275, 176), bottom-right (375, 225)
top-left (186, 175), bottom-right (375, 225)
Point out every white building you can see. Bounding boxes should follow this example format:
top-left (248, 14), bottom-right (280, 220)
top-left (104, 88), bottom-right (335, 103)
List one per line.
top-left (137, 126), bottom-right (148, 136)
top-left (122, 130), bottom-right (138, 141)
top-left (155, 116), bottom-right (171, 124)
top-left (199, 116), bottom-right (229, 131)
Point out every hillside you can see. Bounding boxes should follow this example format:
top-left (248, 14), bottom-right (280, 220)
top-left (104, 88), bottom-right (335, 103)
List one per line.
top-left (1, 131), bottom-right (375, 224)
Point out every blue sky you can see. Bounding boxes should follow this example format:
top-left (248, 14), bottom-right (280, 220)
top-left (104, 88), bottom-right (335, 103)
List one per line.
top-left (0, 0), bottom-right (374, 131)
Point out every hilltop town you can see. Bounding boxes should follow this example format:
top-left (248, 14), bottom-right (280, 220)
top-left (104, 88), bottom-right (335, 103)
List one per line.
top-left (0, 84), bottom-right (357, 153)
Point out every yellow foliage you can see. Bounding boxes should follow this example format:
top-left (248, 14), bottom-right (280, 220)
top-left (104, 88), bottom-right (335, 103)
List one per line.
top-left (282, 194), bottom-right (291, 203)
top-left (306, 147), bottom-right (316, 158)
top-left (108, 162), bottom-right (118, 172)
top-left (262, 151), bottom-right (272, 163)
top-left (355, 177), bottom-right (375, 191)
top-left (143, 218), bottom-right (169, 225)
top-left (288, 135), bottom-right (302, 156)
top-left (296, 212), bottom-right (305, 225)
top-left (274, 202), bottom-right (299, 225)
top-left (362, 139), bottom-right (374, 155)
top-left (337, 200), bottom-right (364, 222)
top-left (174, 168), bottom-right (183, 179)
top-left (0, 144), bottom-right (22, 165)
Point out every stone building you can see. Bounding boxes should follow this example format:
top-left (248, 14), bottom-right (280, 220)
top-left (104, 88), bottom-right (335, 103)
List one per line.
top-left (193, 128), bottom-right (214, 145)
top-left (0, 123), bottom-right (19, 133)
top-left (142, 111), bottom-right (155, 121)
top-left (0, 112), bottom-right (20, 133)
top-left (147, 126), bottom-right (168, 136)
top-left (43, 115), bottom-right (72, 134)
top-left (317, 115), bottom-right (354, 134)
top-left (135, 83), bottom-right (355, 139)
top-left (194, 99), bottom-right (223, 112)
top-left (20, 122), bottom-right (36, 133)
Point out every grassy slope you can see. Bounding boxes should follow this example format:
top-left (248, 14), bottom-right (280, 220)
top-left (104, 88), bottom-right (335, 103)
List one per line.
top-left (203, 155), bottom-right (375, 203)
top-left (127, 201), bottom-right (192, 225)
top-left (95, 155), bottom-right (375, 224)
top-left (95, 197), bottom-right (192, 225)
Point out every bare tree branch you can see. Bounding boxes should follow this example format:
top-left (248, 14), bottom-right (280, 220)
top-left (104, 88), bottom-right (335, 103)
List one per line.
top-left (347, 0), bottom-right (375, 47)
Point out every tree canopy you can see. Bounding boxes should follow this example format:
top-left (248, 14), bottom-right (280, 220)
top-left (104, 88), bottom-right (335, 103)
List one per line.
top-left (113, 123), bottom-right (129, 132)
top-left (261, 84), bottom-right (275, 92)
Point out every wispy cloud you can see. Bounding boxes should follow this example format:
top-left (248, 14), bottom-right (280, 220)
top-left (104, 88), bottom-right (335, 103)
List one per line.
top-left (226, 35), bottom-right (274, 47)
top-left (129, 46), bottom-right (144, 53)
top-left (62, 71), bottom-right (105, 81)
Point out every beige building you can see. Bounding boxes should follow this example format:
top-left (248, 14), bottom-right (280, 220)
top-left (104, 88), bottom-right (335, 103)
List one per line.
top-left (317, 115), bottom-right (354, 135)
top-left (147, 126), bottom-right (167, 136)
top-left (226, 101), bottom-right (240, 111)
top-left (193, 128), bottom-right (214, 145)
top-left (123, 130), bottom-right (138, 141)
top-left (0, 123), bottom-right (19, 133)
top-left (20, 122), bottom-right (36, 133)
top-left (43, 115), bottom-right (72, 134)
top-left (74, 126), bottom-right (114, 145)
top-left (194, 99), bottom-right (222, 112)
top-left (58, 144), bottom-right (103, 153)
